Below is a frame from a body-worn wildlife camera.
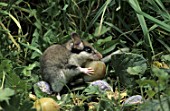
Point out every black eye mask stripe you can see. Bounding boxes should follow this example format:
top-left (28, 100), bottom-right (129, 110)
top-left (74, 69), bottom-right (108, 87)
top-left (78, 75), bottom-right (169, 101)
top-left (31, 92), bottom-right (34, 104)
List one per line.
top-left (71, 46), bottom-right (93, 54)
top-left (71, 48), bottom-right (82, 54)
top-left (83, 46), bottom-right (92, 53)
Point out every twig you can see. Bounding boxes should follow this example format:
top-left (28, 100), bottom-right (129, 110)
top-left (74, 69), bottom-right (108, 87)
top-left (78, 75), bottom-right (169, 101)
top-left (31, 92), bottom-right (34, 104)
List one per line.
top-left (101, 48), bottom-right (130, 63)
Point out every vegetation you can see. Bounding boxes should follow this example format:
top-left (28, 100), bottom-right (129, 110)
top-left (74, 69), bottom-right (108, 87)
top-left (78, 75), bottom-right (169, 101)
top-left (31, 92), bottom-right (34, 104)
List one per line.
top-left (0, 0), bottom-right (170, 110)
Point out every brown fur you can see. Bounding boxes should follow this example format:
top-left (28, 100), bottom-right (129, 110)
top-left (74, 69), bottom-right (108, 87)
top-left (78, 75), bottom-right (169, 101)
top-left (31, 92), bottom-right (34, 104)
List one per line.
top-left (40, 33), bottom-right (102, 93)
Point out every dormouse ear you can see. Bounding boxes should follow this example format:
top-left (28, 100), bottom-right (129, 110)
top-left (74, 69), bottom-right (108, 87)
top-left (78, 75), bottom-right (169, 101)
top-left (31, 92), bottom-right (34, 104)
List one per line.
top-left (71, 32), bottom-right (84, 50)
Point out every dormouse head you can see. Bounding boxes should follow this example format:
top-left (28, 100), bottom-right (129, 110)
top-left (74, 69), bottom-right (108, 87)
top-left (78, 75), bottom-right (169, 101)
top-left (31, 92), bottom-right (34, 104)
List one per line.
top-left (66, 32), bottom-right (102, 60)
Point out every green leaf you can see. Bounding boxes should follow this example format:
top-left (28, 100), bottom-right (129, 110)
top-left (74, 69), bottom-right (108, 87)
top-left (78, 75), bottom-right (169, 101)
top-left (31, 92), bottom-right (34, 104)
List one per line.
top-left (43, 29), bottom-right (57, 44)
top-left (98, 99), bottom-right (115, 111)
top-left (127, 65), bottom-right (147, 75)
top-left (0, 60), bottom-right (12, 73)
top-left (83, 85), bottom-right (101, 95)
top-left (161, 54), bottom-right (170, 62)
top-left (96, 36), bottom-right (112, 45)
top-left (0, 88), bottom-right (15, 104)
top-left (111, 53), bottom-right (147, 86)
top-left (1, 95), bottom-right (36, 111)
top-left (63, 4), bottom-right (68, 11)
top-left (146, 90), bottom-right (156, 98)
top-left (102, 41), bottom-right (119, 55)
top-left (165, 87), bottom-right (170, 96)
top-left (152, 67), bottom-right (169, 80)
top-left (20, 42), bottom-right (42, 55)
top-left (22, 62), bottom-right (39, 77)
top-left (5, 72), bottom-right (28, 93)
top-left (136, 80), bottom-right (158, 87)
top-left (139, 97), bottom-right (170, 111)
top-left (94, 25), bottom-right (110, 36)
top-left (31, 51), bottom-right (41, 59)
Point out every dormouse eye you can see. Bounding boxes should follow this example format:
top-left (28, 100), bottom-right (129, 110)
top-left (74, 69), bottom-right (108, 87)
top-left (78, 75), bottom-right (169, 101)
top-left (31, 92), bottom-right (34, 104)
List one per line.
top-left (84, 47), bottom-right (92, 53)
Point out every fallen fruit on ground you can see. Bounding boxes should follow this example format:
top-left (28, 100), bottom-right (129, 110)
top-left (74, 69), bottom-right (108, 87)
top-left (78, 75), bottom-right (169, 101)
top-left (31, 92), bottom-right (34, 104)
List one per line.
top-left (84, 61), bottom-right (106, 82)
top-left (33, 97), bottom-right (60, 111)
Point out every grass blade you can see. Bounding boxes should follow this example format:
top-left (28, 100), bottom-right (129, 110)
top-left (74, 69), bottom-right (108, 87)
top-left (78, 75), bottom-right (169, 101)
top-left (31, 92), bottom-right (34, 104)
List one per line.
top-left (128, 0), bottom-right (154, 59)
top-left (8, 13), bottom-right (22, 34)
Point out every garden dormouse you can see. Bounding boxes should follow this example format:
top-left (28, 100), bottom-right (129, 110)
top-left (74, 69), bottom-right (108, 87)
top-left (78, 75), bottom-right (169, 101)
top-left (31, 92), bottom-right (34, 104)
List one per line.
top-left (40, 32), bottom-right (102, 93)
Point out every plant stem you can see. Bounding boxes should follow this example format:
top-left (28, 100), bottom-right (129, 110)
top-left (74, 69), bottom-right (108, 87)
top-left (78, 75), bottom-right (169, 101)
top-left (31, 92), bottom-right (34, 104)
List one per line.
top-left (0, 22), bottom-right (20, 51)
top-left (158, 87), bottom-right (165, 111)
top-left (0, 71), bottom-right (6, 89)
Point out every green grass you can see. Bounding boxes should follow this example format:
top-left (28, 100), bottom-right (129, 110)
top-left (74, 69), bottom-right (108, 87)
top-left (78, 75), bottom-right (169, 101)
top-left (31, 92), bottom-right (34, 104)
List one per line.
top-left (0, 0), bottom-right (170, 110)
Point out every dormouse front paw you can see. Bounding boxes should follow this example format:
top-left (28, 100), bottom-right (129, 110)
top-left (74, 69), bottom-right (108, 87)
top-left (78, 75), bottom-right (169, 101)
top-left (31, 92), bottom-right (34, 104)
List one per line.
top-left (78, 67), bottom-right (94, 75)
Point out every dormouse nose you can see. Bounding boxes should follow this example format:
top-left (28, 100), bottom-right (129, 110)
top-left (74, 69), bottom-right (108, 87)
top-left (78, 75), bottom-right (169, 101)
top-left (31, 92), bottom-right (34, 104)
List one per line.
top-left (94, 51), bottom-right (103, 60)
top-left (97, 52), bottom-right (103, 59)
